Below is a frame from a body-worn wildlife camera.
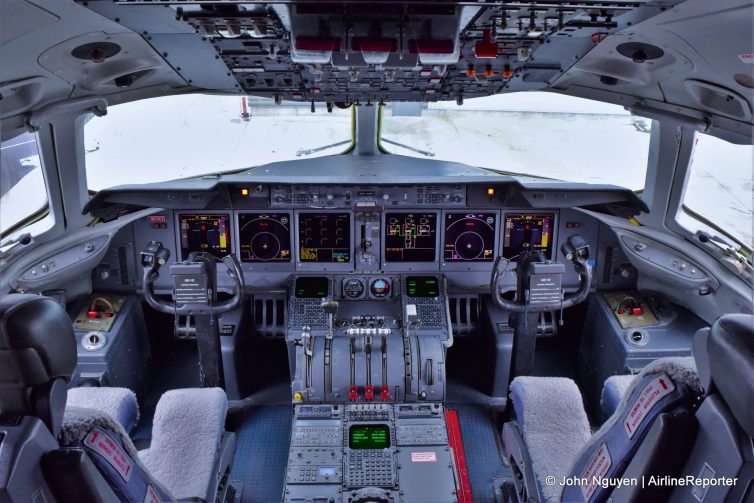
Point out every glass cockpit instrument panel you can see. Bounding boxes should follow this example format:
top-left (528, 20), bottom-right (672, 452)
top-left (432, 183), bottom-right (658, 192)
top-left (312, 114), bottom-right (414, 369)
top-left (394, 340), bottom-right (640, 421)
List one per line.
top-left (238, 213), bottom-right (292, 262)
top-left (178, 214), bottom-right (231, 259)
top-left (298, 212), bottom-right (351, 263)
top-left (443, 212), bottom-right (496, 262)
top-left (384, 212), bottom-right (437, 262)
top-left (502, 213), bottom-right (555, 259)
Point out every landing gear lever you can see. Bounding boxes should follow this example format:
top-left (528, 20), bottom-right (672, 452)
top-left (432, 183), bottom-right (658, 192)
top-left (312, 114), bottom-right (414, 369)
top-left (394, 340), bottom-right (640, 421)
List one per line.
top-left (140, 240), bottom-right (245, 388)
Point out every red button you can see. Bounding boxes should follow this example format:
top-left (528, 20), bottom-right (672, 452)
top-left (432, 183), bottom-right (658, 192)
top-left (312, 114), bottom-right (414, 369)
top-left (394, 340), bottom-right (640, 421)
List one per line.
top-left (349, 386), bottom-right (358, 401)
top-left (632, 307), bottom-right (643, 315)
top-left (364, 385), bottom-right (374, 401)
top-left (86, 310), bottom-right (100, 319)
top-left (617, 309), bottom-right (625, 315)
top-left (103, 312), bottom-right (114, 318)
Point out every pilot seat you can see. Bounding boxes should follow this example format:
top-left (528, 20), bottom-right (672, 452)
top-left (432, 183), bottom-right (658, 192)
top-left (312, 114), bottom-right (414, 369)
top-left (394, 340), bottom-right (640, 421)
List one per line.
top-left (0, 293), bottom-right (236, 503)
top-left (501, 313), bottom-right (754, 503)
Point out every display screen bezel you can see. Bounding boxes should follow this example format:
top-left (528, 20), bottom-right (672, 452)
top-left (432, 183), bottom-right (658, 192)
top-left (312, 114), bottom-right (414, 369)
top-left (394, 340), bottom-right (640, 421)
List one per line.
top-left (502, 212), bottom-right (556, 260)
top-left (237, 212), bottom-right (293, 263)
top-left (177, 212), bottom-right (233, 260)
top-left (440, 210), bottom-right (501, 272)
top-left (381, 210), bottom-right (440, 272)
top-left (348, 424), bottom-right (391, 450)
top-left (295, 210), bottom-right (354, 272)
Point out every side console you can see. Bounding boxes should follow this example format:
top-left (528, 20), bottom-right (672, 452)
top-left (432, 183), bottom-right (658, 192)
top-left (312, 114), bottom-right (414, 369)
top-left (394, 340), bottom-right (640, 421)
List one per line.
top-left (69, 294), bottom-right (151, 395)
top-left (287, 275), bottom-right (451, 404)
top-left (579, 290), bottom-right (706, 419)
top-left (284, 403), bottom-right (458, 503)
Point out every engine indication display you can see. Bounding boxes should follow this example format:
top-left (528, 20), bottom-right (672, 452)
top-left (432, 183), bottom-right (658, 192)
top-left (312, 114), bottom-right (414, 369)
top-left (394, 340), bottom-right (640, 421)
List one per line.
top-left (503, 213), bottom-right (555, 259)
top-left (443, 212), bottom-right (496, 262)
top-left (384, 212), bottom-right (437, 262)
top-left (298, 213), bottom-right (351, 263)
top-left (179, 214), bottom-right (231, 259)
top-left (238, 213), bottom-right (291, 262)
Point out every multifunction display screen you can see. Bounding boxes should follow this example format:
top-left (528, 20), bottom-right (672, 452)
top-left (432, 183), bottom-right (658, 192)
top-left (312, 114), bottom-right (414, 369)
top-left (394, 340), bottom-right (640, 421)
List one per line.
top-left (349, 424), bottom-right (390, 450)
top-left (503, 213), bottom-right (555, 259)
top-left (238, 213), bottom-right (292, 262)
top-left (294, 277), bottom-right (329, 298)
top-left (179, 214), bottom-right (231, 259)
top-left (443, 212), bottom-right (497, 262)
top-left (406, 276), bottom-right (440, 298)
top-left (384, 213), bottom-right (437, 262)
top-left (298, 213), bottom-right (351, 263)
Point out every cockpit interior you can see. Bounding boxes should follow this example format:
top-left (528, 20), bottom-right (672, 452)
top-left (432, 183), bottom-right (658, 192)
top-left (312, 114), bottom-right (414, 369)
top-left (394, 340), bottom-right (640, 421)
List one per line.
top-left (0, 1), bottom-right (753, 502)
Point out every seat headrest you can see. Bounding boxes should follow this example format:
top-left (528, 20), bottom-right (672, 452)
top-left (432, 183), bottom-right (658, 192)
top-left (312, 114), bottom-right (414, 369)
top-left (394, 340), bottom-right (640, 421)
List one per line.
top-left (0, 294), bottom-right (76, 424)
top-left (708, 314), bottom-right (754, 437)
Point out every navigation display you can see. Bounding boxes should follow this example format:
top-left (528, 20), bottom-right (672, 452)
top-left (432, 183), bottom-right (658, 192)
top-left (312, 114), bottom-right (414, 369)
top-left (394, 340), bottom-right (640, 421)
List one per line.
top-left (443, 212), bottom-right (497, 262)
top-left (502, 213), bottom-right (555, 259)
top-left (384, 212), bottom-right (437, 262)
top-left (349, 424), bottom-right (390, 449)
top-left (298, 213), bottom-right (351, 263)
top-left (179, 214), bottom-right (231, 259)
top-left (238, 213), bottom-right (291, 262)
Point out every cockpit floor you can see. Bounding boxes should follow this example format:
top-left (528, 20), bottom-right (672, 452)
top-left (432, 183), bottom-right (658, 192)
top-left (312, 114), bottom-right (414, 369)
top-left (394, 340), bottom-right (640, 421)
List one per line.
top-left (230, 405), bottom-right (293, 503)
top-left (448, 403), bottom-right (511, 503)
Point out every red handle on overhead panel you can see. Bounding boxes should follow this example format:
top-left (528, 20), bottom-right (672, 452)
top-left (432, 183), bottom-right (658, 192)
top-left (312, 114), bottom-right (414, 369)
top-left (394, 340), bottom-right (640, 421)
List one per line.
top-left (352, 37), bottom-right (397, 53)
top-left (474, 29), bottom-right (498, 59)
top-left (295, 36), bottom-right (341, 52)
top-left (408, 39), bottom-right (455, 54)
top-left (364, 385), bottom-right (374, 401)
top-left (349, 386), bottom-right (358, 401)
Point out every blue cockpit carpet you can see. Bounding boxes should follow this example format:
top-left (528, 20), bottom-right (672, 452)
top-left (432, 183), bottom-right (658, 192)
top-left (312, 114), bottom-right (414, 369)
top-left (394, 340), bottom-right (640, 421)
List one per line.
top-left (231, 405), bottom-right (293, 503)
top-left (449, 403), bottom-right (511, 503)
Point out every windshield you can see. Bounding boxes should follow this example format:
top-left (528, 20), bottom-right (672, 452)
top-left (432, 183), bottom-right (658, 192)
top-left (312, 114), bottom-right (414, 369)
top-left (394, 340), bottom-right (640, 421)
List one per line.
top-left (380, 93), bottom-right (653, 190)
top-left (84, 95), bottom-right (353, 191)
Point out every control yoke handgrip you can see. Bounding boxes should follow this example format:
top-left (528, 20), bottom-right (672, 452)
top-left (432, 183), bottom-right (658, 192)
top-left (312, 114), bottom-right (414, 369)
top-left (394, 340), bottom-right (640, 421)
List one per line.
top-left (490, 234), bottom-right (592, 313)
top-left (140, 241), bottom-right (174, 314)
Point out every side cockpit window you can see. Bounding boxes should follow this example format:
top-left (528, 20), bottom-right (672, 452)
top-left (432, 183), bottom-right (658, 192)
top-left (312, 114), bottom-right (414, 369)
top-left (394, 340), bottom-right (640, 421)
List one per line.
top-left (1, 132), bottom-right (54, 239)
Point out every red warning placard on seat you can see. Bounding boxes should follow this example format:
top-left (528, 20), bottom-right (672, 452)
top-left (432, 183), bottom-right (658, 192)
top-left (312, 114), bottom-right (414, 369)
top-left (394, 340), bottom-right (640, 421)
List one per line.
top-left (85, 427), bottom-right (133, 482)
top-left (624, 372), bottom-right (675, 439)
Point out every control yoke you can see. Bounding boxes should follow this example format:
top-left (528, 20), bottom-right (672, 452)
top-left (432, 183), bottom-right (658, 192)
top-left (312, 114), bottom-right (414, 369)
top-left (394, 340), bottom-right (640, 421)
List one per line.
top-left (490, 234), bottom-right (592, 313)
top-left (140, 240), bottom-right (245, 387)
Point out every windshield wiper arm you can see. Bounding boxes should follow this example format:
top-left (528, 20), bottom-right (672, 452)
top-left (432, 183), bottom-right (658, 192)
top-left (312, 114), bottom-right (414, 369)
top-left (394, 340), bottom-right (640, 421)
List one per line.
top-left (380, 138), bottom-right (435, 157)
top-left (296, 139), bottom-right (351, 157)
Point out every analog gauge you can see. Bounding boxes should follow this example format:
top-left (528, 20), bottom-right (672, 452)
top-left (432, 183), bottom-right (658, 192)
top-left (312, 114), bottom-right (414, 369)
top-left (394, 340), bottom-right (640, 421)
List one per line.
top-left (343, 278), bottom-right (365, 299)
top-left (369, 278), bottom-right (391, 298)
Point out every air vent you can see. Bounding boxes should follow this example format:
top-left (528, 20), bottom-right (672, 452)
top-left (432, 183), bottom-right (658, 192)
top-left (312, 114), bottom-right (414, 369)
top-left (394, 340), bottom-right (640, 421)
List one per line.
top-left (253, 295), bottom-right (286, 337)
top-left (71, 42), bottom-right (121, 63)
top-left (448, 295), bottom-right (480, 336)
top-left (616, 42), bottom-right (664, 63)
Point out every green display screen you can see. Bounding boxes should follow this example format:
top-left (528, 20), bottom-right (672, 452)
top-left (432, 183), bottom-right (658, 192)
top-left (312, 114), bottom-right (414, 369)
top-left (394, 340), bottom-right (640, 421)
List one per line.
top-left (295, 276), bottom-right (329, 298)
top-left (349, 425), bottom-right (390, 449)
top-left (406, 276), bottom-right (439, 298)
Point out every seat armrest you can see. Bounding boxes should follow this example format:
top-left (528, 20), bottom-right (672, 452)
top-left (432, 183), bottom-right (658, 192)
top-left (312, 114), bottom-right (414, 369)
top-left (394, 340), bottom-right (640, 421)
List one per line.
top-left (67, 387), bottom-right (139, 433)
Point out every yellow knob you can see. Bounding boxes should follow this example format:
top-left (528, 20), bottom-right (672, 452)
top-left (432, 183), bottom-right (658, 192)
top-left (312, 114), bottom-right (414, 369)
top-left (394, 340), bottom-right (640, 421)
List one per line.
top-left (293, 392), bottom-right (303, 402)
